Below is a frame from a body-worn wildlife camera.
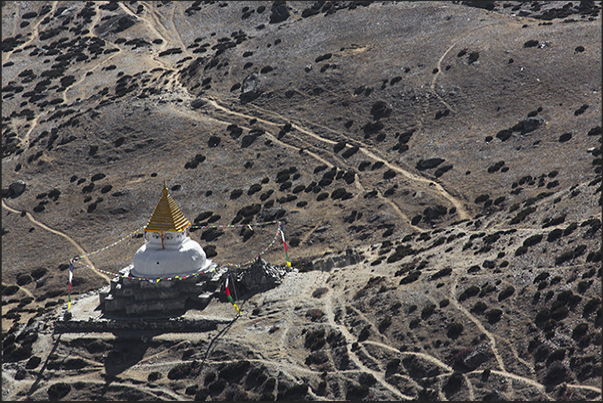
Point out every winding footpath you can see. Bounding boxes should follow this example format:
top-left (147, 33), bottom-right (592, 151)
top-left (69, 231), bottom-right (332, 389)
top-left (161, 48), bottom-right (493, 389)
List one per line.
top-left (2, 199), bottom-right (110, 284)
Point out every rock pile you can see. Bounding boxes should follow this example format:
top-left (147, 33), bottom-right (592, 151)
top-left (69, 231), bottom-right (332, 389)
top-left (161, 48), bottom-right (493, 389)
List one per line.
top-left (228, 258), bottom-right (289, 298)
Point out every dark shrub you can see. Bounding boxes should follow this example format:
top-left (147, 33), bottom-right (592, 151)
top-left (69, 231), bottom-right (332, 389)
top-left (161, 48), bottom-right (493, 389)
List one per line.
top-left (431, 267), bottom-right (452, 280)
top-left (510, 207), bottom-right (536, 224)
top-left (498, 286), bottom-right (515, 301)
top-left (447, 322), bottom-right (463, 339)
top-left (26, 356), bottom-right (42, 369)
top-left (523, 234), bottom-right (543, 247)
top-left (459, 285), bottom-right (480, 301)
top-left (386, 358), bottom-right (400, 376)
top-left (399, 271), bottom-right (420, 284)
top-left (471, 301), bottom-right (488, 314)
top-left (282, 383), bottom-right (308, 400)
top-left (583, 298), bottom-right (600, 317)
top-left (443, 372), bottom-right (464, 395)
top-left (334, 141), bottom-right (346, 153)
top-left (16, 274), bottom-right (33, 286)
top-left (524, 39), bottom-right (539, 48)
top-left (547, 229), bottom-right (563, 242)
top-left (421, 304), bottom-right (436, 319)
top-left (378, 316), bottom-right (392, 333)
top-left (305, 350), bottom-right (328, 366)
top-left (306, 309), bottom-right (325, 322)
top-left (208, 379), bottom-right (226, 396)
top-left (2, 285), bottom-right (19, 296)
top-left (168, 363), bottom-right (192, 380)
top-left (544, 361), bottom-right (569, 385)
top-left (312, 288), bottom-right (328, 298)
top-left (515, 246), bottom-right (528, 256)
top-left (48, 382), bottom-right (71, 400)
top-left (358, 372), bottom-right (376, 386)
top-left (305, 328), bottom-right (326, 351)
top-left (358, 325), bottom-right (371, 341)
top-left (346, 383), bottom-right (369, 400)
top-left (230, 189), bottom-right (243, 199)
top-left (219, 360), bottom-right (250, 382)
top-left (486, 309), bottom-right (502, 324)
top-left (572, 323), bottom-right (588, 340)
top-left (194, 388), bottom-right (209, 401)
top-left (317, 192), bottom-right (328, 201)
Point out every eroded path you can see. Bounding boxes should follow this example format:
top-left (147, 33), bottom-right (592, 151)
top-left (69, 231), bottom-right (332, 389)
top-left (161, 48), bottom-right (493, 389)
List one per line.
top-left (202, 97), bottom-right (470, 225)
top-left (2, 199), bottom-right (110, 284)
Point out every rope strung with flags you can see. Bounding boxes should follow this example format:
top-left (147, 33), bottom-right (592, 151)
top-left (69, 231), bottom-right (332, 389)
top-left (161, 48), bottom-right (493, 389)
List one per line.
top-left (67, 220), bottom-right (292, 313)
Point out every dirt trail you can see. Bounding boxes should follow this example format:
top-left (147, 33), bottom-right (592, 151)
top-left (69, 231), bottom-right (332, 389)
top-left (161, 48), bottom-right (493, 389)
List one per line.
top-left (450, 276), bottom-right (506, 371)
top-left (358, 147), bottom-right (470, 220)
top-left (120, 2), bottom-right (168, 53)
top-left (167, 3), bottom-right (193, 58)
top-left (1, 200), bottom-right (110, 284)
top-left (245, 101), bottom-right (470, 221)
top-left (3, 1), bottom-right (59, 60)
top-left (430, 41), bottom-right (458, 113)
top-left (117, 2), bottom-right (173, 71)
top-left (134, 1), bottom-right (192, 59)
top-left (85, 2), bottom-right (103, 38)
top-left (203, 98), bottom-right (456, 228)
top-left (62, 51), bottom-right (122, 105)
top-left (321, 282), bottom-right (413, 399)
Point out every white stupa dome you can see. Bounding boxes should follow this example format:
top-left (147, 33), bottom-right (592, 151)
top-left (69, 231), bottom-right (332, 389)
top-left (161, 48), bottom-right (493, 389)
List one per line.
top-left (130, 184), bottom-right (211, 278)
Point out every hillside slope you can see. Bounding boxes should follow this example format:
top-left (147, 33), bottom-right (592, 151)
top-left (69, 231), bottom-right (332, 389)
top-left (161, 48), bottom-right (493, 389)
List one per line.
top-left (2, 1), bottom-right (601, 401)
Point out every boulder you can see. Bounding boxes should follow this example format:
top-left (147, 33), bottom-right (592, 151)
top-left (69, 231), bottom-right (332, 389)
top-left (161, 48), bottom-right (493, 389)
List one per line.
top-left (191, 97), bottom-right (207, 109)
top-left (460, 343), bottom-right (493, 370)
top-left (269, 3), bottom-right (290, 24)
top-left (240, 73), bottom-right (262, 103)
top-left (9, 180), bottom-right (26, 198)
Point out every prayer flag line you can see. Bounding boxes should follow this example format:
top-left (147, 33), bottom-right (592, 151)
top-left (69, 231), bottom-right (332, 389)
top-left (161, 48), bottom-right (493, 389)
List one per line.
top-left (67, 221), bottom-right (292, 311)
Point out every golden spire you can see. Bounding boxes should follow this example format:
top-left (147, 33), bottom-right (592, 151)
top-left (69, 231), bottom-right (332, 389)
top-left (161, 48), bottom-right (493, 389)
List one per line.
top-left (144, 182), bottom-right (191, 233)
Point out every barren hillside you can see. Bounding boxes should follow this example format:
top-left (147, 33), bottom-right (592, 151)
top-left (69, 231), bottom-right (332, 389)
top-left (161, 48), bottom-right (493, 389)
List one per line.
top-left (2, 1), bottom-right (601, 401)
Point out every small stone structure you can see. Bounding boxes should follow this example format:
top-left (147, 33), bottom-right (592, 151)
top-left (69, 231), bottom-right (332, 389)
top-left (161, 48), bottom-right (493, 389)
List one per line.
top-left (227, 258), bottom-right (288, 299)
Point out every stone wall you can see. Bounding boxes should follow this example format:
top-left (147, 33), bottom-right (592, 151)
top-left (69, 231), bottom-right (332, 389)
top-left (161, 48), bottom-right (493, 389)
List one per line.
top-left (55, 317), bottom-right (231, 333)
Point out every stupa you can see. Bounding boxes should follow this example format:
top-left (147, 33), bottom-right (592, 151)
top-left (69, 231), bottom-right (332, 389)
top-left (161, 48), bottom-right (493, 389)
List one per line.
top-left (99, 184), bottom-right (218, 316)
top-left (131, 183), bottom-right (212, 277)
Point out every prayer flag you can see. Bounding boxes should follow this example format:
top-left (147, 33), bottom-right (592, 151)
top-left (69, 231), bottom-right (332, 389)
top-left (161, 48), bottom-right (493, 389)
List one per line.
top-left (225, 271), bottom-right (240, 314)
top-left (280, 227), bottom-right (291, 267)
top-left (68, 260), bottom-right (74, 310)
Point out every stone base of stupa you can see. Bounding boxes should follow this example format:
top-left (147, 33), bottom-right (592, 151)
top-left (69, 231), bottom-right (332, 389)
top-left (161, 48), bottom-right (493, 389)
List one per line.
top-left (99, 263), bottom-right (222, 316)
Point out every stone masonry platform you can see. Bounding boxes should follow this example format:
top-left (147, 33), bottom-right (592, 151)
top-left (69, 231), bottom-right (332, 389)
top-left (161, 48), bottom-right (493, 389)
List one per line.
top-left (99, 264), bottom-right (224, 316)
